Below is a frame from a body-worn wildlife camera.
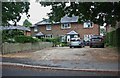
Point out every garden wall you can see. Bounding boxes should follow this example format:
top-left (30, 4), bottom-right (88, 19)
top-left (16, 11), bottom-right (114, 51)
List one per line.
top-left (1, 42), bottom-right (53, 54)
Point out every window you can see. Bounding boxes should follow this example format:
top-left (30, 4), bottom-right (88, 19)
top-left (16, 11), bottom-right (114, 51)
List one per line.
top-left (84, 34), bottom-right (93, 41)
top-left (34, 27), bottom-right (38, 32)
top-left (46, 25), bottom-right (51, 30)
top-left (45, 34), bottom-right (53, 38)
top-left (61, 23), bottom-right (71, 29)
top-left (91, 38), bottom-right (102, 41)
top-left (60, 35), bottom-right (66, 42)
top-left (83, 22), bottom-right (93, 28)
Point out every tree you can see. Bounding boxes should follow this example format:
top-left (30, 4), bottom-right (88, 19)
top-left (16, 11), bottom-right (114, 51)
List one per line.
top-left (2, 2), bottom-right (30, 26)
top-left (23, 19), bottom-right (32, 27)
top-left (40, 2), bottom-right (120, 26)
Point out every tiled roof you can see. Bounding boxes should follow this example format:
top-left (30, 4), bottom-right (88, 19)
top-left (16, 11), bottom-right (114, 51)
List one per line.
top-left (0, 26), bottom-right (30, 31)
top-left (61, 16), bottom-right (78, 23)
top-left (35, 19), bottom-right (52, 25)
top-left (34, 16), bottom-right (79, 26)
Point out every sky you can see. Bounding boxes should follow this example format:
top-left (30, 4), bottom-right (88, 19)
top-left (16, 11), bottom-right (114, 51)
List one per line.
top-left (17, 0), bottom-right (52, 25)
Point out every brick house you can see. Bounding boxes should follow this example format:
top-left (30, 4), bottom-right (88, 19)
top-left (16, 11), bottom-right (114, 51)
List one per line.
top-left (30, 16), bottom-right (100, 42)
top-left (0, 25), bottom-right (31, 36)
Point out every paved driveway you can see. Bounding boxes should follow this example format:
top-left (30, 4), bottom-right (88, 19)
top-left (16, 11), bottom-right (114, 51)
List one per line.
top-left (2, 46), bottom-right (119, 71)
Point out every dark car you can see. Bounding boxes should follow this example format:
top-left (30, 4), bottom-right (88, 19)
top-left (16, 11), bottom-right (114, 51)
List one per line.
top-left (89, 35), bottom-right (104, 48)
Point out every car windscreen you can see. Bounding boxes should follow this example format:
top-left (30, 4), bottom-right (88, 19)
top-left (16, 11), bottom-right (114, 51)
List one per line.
top-left (91, 38), bottom-right (102, 41)
top-left (71, 39), bottom-right (80, 41)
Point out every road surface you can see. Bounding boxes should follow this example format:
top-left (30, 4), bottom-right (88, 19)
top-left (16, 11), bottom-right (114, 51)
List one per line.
top-left (2, 65), bottom-right (118, 76)
top-left (2, 47), bottom-right (119, 70)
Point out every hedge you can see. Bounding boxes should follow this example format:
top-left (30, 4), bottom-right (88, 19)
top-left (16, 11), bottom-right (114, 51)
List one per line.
top-left (14, 35), bottom-right (39, 43)
top-left (105, 28), bottom-right (120, 48)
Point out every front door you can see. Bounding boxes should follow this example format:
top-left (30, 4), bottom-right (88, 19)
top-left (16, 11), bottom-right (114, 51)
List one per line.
top-left (67, 35), bottom-right (70, 42)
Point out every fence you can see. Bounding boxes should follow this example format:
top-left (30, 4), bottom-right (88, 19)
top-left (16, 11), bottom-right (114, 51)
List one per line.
top-left (1, 42), bottom-right (53, 54)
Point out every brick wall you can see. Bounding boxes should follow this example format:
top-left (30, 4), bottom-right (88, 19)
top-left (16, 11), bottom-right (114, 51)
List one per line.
top-left (33, 23), bottom-right (99, 39)
top-left (24, 31), bottom-right (31, 36)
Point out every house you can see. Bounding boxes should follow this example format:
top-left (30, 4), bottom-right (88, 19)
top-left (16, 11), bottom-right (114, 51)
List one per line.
top-left (0, 25), bottom-right (31, 36)
top-left (30, 16), bottom-right (100, 42)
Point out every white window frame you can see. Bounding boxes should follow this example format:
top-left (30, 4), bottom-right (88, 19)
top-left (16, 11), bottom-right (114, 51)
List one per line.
top-left (46, 25), bottom-right (51, 30)
top-left (61, 23), bottom-right (71, 29)
top-left (84, 34), bottom-right (93, 41)
top-left (83, 22), bottom-right (93, 28)
top-left (34, 27), bottom-right (38, 32)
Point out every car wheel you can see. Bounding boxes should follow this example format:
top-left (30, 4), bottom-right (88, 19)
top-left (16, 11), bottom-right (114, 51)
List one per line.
top-left (90, 45), bottom-right (92, 48)
top-left (70, 46), bottom-right (72, 48)
top-left (101, 45), bottom-right (104, 48)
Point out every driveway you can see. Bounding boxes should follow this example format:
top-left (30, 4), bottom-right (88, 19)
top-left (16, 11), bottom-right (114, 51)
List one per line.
top-left (2, 46), bottom-right (119, 71)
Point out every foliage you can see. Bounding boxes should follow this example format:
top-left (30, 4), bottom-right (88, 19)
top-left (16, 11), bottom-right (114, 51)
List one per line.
top-left (60, 42), bottom-right (68, 47)
top-left (14, 35), bottom-right (39, 43)
top-left (2, 2), bottom-right (30, 26)
top-left (105, 28), bottom-right (120, 48)
top-left (41, 37), bottom-right (60, 46)
top-left (2, 30), bottom-right (40, 43)
top-left (23, 19), bottom-right (32, 27)
top-left (40, 2), bottom-right (120, 26)
top-left (2, 30), bottom-right (24, 42)
top-left (116, 28), bottom-right (120, 48)
top-left (41, 37), bottom-right (68, 47)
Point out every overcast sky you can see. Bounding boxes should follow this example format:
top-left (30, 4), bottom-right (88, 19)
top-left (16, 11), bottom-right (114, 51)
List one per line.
top-left (17, 1), bottom-right (51, 25)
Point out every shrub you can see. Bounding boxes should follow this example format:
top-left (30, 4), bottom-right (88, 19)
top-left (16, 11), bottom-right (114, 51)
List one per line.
top-left (60, 42), bottom-right (68, 47)
top-left (105, 28), bottom-right (120, 47)
top-left (116, 28), bottom-right (120, 50)
top-left (14, 35), bottom-right (39, 43)
top-left (41, 37), bottom-right (60, 47)
top-left (2, 30), bottom-right (24, 43)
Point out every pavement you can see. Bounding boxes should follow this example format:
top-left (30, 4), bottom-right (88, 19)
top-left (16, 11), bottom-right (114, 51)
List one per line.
top-left (1, 46), bottom-right (119, 73)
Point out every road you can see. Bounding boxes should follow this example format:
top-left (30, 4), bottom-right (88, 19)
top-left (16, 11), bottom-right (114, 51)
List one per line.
top-left (2, 65), bottom-right (118, 76)
top-left (2, 47), bottom-right (118, 70)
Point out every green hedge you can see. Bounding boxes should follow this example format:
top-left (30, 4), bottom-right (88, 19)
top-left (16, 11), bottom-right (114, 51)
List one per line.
top-left (105, 28), bottom-right (120, 47)
top-left (14, 36), bottom-right (39, 43)
top-left (41, 37), bottom-right (61, 47)
top-left (116, 28), bottom-right (120, 47)
top-left (2, 30), bottom-right (24, 43)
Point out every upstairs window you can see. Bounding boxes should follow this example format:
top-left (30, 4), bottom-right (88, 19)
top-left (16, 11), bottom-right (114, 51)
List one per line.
top-left (34, 27), bottom-right (38, 32)
top-left (46, 25), bottom-right (51, 30)
top-left (83, 22), bottom-right (93, 28)
top-left (61, 23), bottom-right (71, 29)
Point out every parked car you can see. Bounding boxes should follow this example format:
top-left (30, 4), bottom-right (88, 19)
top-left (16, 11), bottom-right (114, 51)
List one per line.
top-left (85, 40), bottom-right (90, 46)
top-left (89, 35), bottom-right (104, 48)
top-left (69, 38), bottom-right (85, 48)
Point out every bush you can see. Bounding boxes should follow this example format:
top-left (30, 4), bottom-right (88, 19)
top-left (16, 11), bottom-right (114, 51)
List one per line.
top-left (14, 36), bottom-right (39, 43)
top-left (2, 30), bottom-right (24, 43)
top-left (60, 42), bottom-right (68, 47)
top-left (41, 37), bottom-right (60, 47)
top-left (105, 31), bottom-right (116, 47)
top-left (105, 28), bottom-right (120, 47)
top-left (116, 28), bottom-right (120, 51)
top-left (6, 38), bottom-right (16, 43)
